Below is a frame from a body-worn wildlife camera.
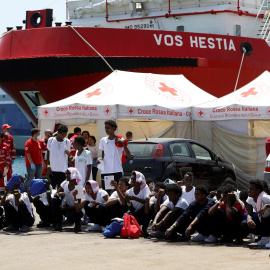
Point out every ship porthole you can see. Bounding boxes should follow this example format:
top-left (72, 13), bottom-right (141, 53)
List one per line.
top-left (30, 13), bottom-right (42, 28)
top-left (241, 42), bottom-right (253, 56)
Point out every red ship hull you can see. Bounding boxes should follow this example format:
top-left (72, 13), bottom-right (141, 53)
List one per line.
top-left (0, 26), bottom-right (269, 124)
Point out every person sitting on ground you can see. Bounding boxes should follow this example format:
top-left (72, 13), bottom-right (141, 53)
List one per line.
top-left (221, 178), bottom-right (240, 195)
top-left (146, 178), bottom-right (155, 192)
top-left (125, 171), bottom-right (151, 236)
top-left (145, 182), bottom-right (167, 218)
top-left (75, 180), bottom-right (109, 232)
top-left (239, 190), bottom-right (249, 208)
top-left (1, 182), bottom-right (35, 232)
top-left (150, 184), bottom-right (189, 238)
top-left (241, 179), bottom-right (270, 247)
top-left (208, 186), bottom-right (222, 202)
top-left (106, 177), bottom-right (129, 219)
top-left (207, 184), bottom-right (247, 243)
top-left (28, 177), bottom-right (55, 228)
top-left (165, 185), bottom-right (215, 242)
top-left (51, 167), bottom-right (83, 232)
top-left (177, 172), bottom-right (195, 204)
top-left (262, 180), bottom-right (270, 195)
top-left (71, 136), bottom-right (92, 186)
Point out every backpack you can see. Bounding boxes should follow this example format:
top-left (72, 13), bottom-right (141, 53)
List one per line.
top-left (120, 214), bottom-right (143, 238)
top-left (103, 221), bottom-right (123, 238)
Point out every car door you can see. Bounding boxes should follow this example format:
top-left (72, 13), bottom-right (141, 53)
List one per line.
top-left (188, 142), bottom-right (223, 190)
top-left (168, 141), bottom-right (197, 178)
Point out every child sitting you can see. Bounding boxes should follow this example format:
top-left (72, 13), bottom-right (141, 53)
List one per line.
top-left (51, 167), bottom-right (83, 232)
top-left (165, 185), bottom-right (215, 242)
top-left (125, 171), bottom-right (150, 236)
top-left (145, 182), bottom-right (167, 218)
top-left (106, 177), bottom-right (129, 219)
top-left (241, 179), bottom-right (270, 247)
top-left (28, 177), bottom-right (55, 228)
top-left (208, 184), bottom-right (247, 243)
top-left (75, 180), bottom-right (108, 231)
top-left (150, 184), bottom-right (189, 238)
top-left (1, 182), bottom-right (35, 232)
top-left (178, 172), bottom-right (195, 204)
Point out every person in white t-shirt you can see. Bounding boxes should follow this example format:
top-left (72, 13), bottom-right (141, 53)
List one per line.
top-left (98, 120), bottom-right (131, 191)
top-left (1, 182), bottom-right (34, 232)
top-left (75, 180), bottom-right (109, 231)
top-left (177, 172), bottom-right (195, 204)
top-left (145, 182), bottom-right (167, 219)
top-left (51, 167), bottom-right (83, 232)
top-left (73, 136), bottom-right (92, 186)
top-left (47, 125), bottom-right (71, 189)
top-left (105, 177), bottom-right (130, 219)
top-left (150, 184), bottom-right (189, 238)
top-left (241, 179), bottom-right (270, 247)
top-left (125, 171), bottom-right (151, 235)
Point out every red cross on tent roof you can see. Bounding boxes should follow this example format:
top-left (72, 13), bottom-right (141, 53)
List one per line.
top-left (240, 87), bottom-right (258, 98)
top-left (85, 88), bottom-right (102, 98)
top-left (158, 82), bottom-right (178, 96)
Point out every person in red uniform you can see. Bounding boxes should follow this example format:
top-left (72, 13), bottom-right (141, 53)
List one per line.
top-left (24, 128), bottom-right (45, 189)
top-left (0, 132), bottom-right (11, 191)
top-left (266, 137), bottom-right (270, 157)
top-left (70, 127), bottom-right (81, 157)
top-left (2, 124), bottom-right (16, 182)
top-left (40, 129), bottom-right (53, 176)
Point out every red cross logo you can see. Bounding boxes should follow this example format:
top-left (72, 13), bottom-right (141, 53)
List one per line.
top-left (199, 111), bottom-right (204, 116)
top-left (158, 82), bottom-right (178, 96)
top-left (240, 87), bottom-right (258, 98)
top-left (129, 108), bottom-right (133, 114)
top-left (105, 108), bottom-right (110, 114)
top-left (44, 110), bottom-right (48, 115)
top-left (85, 88), bottom-right (102, 98)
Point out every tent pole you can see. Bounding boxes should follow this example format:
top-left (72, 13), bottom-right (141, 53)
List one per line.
top-left (191, 119), bottom-right (194, 140)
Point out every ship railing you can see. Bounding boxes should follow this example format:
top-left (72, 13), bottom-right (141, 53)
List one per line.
top-left (261, 10), bottom-right (270, 40)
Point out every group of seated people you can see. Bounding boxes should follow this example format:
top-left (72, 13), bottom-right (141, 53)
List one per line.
top-left (1, 169), bottom-right (270, 247)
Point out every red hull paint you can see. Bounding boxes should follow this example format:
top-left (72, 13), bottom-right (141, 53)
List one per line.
top-left (0, 27), bottom-right (269, 124)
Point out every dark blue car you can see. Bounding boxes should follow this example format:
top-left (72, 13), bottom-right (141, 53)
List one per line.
top-left (123, 138), bottom-right (236, 190)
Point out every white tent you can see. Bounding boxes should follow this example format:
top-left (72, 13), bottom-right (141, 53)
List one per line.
top-left (191, 71), bottom-right (270, 188)
top-left (38, 70), bottom-right (216, 142)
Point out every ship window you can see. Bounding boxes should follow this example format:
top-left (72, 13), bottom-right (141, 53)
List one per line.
top-left (177, 26), bottom-right (184, 32)
top-left (135, 3), bottom-right (143, 12)
top-left (236, 25), bottom-right (241, 36)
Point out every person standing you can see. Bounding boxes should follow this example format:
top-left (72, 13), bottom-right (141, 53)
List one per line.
top-left (125, 131), bottom-right (133, 142)
top-left (0, 132), bottom-right (11, 191)
top-left (99, 120), bottom-right (131, 191)
top-left (2, 124), bottom-right (16, 181)
top-left (46, 125), bottom-right (71, 189)
top-left (70, 127), bottom-right (82, 157)
top-left (88, 135), bottom-right (98, 181)
top-left (40, 129), bottom-right (53, 176)
top-left (24, 128), bottom-right (45, 188)
top-left (82, 130), bottom-right (91, 149)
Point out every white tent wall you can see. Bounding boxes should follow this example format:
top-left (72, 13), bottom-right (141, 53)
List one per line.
top-left (152, 122), bottom-right (191, 139)
top-left (193, 120), bottom-right (267, 189)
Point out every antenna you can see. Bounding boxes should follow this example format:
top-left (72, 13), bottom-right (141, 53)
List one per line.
top-left (140, 126), bottom-right (148, 140)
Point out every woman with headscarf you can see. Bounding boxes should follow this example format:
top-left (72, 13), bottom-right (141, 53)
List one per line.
top-left (124, 171), bottom-right (151, 236)
top-left (74, 180), bottom-right (109, 232)
top-left (51, 167), bottom-right (83, 232)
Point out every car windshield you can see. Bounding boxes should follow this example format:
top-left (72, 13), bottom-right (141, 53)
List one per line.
top-left (128, 143), bottom-right (157, 157)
